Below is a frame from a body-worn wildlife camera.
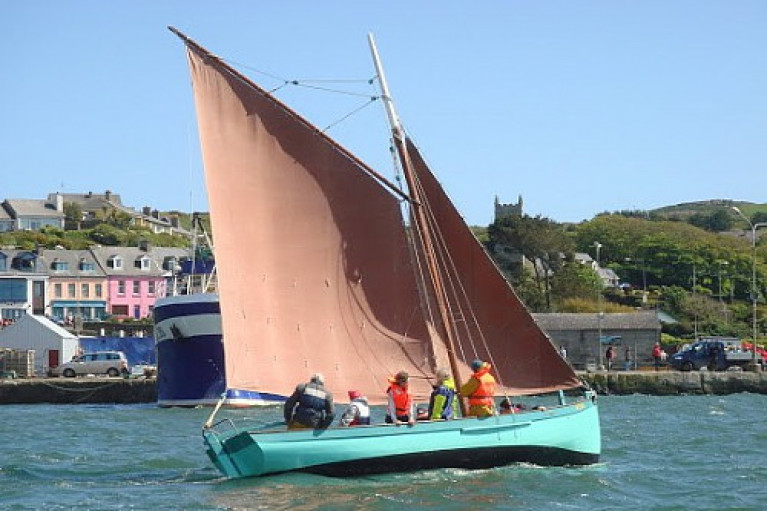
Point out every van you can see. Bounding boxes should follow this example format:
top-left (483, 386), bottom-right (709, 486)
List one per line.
top-left (54, 351), bottom-right (129, 378)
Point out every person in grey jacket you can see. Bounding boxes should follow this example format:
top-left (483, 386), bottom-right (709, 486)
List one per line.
top-left (284, 373), bottom-right (334, 429)
top-left (339, 390), bottom-right (370, 426)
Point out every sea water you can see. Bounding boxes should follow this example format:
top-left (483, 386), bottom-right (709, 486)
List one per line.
top-left (1, 394), bottom-right (766, 510)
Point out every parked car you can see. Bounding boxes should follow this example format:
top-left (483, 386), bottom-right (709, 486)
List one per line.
top-left (669, 338), bottom-right (758, 372)
top-left (54, 351), bottom-right (129, 378)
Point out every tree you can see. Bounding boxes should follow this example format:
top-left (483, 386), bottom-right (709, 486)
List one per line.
top-left (550, 261), bottom-right (600, 307)
top-left (63, 201), bottom-right (83, 230)
top-left (488, 214), bottom-right (574, 309)
top-left (687, 209), bottom-right (734, 232)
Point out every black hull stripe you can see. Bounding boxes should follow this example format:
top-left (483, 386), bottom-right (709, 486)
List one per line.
top-left (153, 301), bottom-right (220, 322)
top-left (291, 446), bottom-right (599, 478)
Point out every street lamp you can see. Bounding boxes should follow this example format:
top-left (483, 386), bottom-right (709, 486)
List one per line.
top-left (731, 206), bottom-right (767, 370)
top-left (717, 260), bottom-right (729, 318)
top-left (692, 262), bottom-right (699, 339)
top-left (625, 257), bottom-right (648, 305)
top-left (594, 241), bottom-right (603, 369)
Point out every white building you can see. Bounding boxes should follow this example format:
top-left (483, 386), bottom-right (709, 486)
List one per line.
top-left (0, 314), bottom-right (78, 375)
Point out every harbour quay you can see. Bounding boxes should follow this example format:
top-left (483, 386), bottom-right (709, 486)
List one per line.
top-left (579, 370), bottom-right (767, 396)
top-left (0, 378), bottom-right (156, 405)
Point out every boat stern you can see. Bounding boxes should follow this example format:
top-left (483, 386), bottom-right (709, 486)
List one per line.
top-left (203, 427), bottom-right (265, 478)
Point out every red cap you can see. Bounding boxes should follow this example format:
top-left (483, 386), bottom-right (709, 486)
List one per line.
top-left (348, 390), bottom-right (362, 399)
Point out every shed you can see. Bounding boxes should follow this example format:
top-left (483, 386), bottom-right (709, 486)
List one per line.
top-left (0, 315), bottom-right (79, 375)
top-left (533, 311), bottom-right (661, 370)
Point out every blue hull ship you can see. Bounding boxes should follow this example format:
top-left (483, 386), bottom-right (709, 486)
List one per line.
top-left (153, 294), bottom-right (286, 407)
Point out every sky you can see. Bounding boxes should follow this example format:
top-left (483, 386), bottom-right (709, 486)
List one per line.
top-left (3, 2), bottom-right (766, 226)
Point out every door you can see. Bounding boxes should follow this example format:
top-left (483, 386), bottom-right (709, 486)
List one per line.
top-left (32, 281), bottom-right (45, 315)
top-left (48, 350), bottom-right (60, 369)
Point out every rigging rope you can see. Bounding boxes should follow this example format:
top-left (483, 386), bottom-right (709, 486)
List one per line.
top-left (406, 140), bottom-right (505, 390)
top-left (322, 97), bottom-right (378, 132)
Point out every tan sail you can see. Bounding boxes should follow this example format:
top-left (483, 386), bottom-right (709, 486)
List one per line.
top-left (183, 40), bottom-right (437, 404)
top-left (178, 30), bottom-right (581, 405)
top-left (405, 139), bottom-right (580, 394)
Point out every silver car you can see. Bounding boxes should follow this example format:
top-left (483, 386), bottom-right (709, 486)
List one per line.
top-left (55, 351), bottom-right (129, 378)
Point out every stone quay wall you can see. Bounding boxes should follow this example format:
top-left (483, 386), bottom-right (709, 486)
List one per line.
top-left (578, 370), bottom-right (767, 396)
top-left (0, 378), bottom-right (157, 405)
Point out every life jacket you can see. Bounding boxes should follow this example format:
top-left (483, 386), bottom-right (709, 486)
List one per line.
top-left (293, 382), bottom-right (332, 427)
top-left (429, 378), bottom-right (457, 420)
top-left (387, 382), bottom-right (412, 419)
top-left (348, 398), bottom-right (371, 426)
top-left (467, 364), bottom-right (496, 408)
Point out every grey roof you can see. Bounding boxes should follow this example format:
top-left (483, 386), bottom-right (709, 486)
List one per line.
top-left (533, 311), bottom-right (661, 331)
top-left (3, 199), bottom-right (64, 218)
top-left (39, 249), bottom-right (106, 278)
top-left (51, 191), bottom-right (123, 209)
top-left (0, 249), bottom-right (48, 276)
top-left (89, 246), bottom-right (188, 277)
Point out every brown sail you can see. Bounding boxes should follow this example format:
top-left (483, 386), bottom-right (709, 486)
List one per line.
top-left (404, 139), bottom-right (580, 394)
top-left (177, 29), bottom-right (580, 406)
top-left (181, 36), bottom-right (439, 404)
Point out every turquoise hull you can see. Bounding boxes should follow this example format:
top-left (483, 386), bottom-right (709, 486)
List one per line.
top-left (203, 394), bottom-right (600, 478)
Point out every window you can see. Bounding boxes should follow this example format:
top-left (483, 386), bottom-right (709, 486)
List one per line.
top-left (108, 256), bottom-right (123, 270)
top-left (132, 281), bottom-right (140, 295)
top-left (111, 305), bottom-right (129, 316)
top-left (0, 279), bottom-right (26, 302)
top-left (163, 256), bottom-right (177, 271)
top-left (117, 281), bottom-right (126, 295)
top-left (148, 281), bottom-right (155, 295)
top-left (51, 259), bottom-right (69, 271)
top-left (68, 283), bottom-right (76, 298)
top-left (11, 252), bottom-right (36, 272)
top-left (81, 283), bottom-right (89, 298)
top-left (137, 256), bottom-right (151, 270)
top-left (54, 283), bottom-right (62, 298)
top-left (79, 258), bottom-right (95, 271)
top-left (95, 283), bottom-right (102, 298)
top-left (0, 253), bottom-right (6, 271)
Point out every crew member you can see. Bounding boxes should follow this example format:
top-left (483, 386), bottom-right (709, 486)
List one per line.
top-left (385, 370), bottom-right (415, 425)
top-left (428, 368), bottom-right (458, 420)
top-left (460, 359), bottom-right (497, 417)
top-left (284, 373), bottom-right (335, 429)
top-left (339, 390), bottom-right (370, 427)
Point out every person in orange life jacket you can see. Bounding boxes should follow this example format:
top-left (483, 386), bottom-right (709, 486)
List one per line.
top-left (427, 368), bottom-right (458, 420)
top-left (339, 390), bottom-right (370, 427)
top-left (284, 372), bottom-right (335, 430)
top-left (385, 370), bottom-right (416, 425)
top-left (460, 359), bottom-right (497, 417)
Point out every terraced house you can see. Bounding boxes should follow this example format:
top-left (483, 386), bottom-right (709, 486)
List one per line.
top-left (0, 245), bottom-right (187, 324)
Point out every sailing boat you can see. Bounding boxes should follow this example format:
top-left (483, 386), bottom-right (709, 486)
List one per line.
top-left (170, 27), bottom-right (600, 478)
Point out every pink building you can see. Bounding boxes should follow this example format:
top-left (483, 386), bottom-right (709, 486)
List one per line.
top-left (90, 244), bottom-right (187, 320)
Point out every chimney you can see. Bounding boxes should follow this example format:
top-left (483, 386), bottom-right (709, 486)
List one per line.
top-left (139, 239), bottom-right (150, 252)
top-left (152, 209), bottom-right (159, 219)
top-left (55, 192), bottom-right (63, 212)
top-left (86, 191), bottom-right (92, 198)
top-left (105, 190), bottom-right (112, 201)
top-left (142, 206), bottom-right (151, 216)
top-left (170, 216), bottom-right (179, 228)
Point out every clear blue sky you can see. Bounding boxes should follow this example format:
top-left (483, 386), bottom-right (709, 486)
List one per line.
top-left (3, 2), bottom-right (766, 226)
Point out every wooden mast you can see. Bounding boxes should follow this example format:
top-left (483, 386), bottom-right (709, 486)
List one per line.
top-left (368, 34), bottom-right (468, 416)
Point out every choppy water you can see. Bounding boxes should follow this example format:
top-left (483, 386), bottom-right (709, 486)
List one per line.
top-left (1, 394), bottom-right (766, 510)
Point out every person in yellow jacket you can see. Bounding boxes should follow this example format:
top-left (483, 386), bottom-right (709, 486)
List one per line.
top-left (427, 368), bottom-right (459, 420)
top-left (460, 359), bottom-right (497, 417)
